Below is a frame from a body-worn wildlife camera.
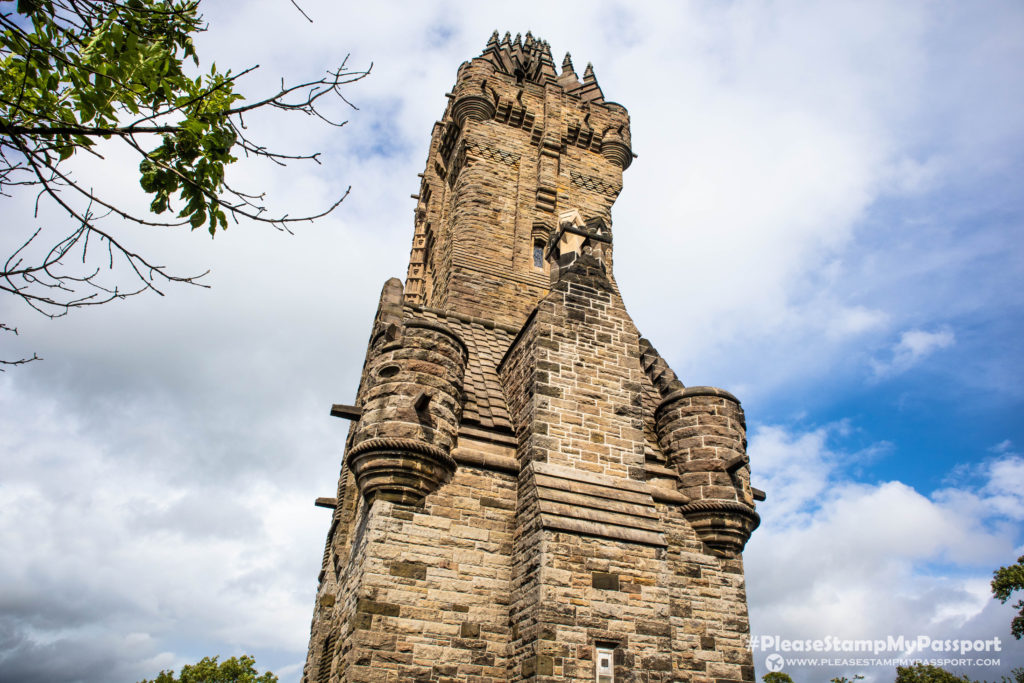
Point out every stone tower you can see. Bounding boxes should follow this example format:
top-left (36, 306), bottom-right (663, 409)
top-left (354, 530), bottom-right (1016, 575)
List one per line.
top-left (303, 31), bottom-right (763, 683)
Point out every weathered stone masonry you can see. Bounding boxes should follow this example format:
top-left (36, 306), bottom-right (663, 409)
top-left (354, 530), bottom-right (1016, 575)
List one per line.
top-left (303, 31), bottom-right (764, 683)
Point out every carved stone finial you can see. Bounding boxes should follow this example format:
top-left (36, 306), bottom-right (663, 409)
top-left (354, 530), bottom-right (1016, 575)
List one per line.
top-left (562, 52), bottom-right (575, 75)
top-left (535, 41), bottom-right (556, 82)
top-left (573, 62), bottom-right (604, 103)
top-left (377, 277), bottom-right (404, 326)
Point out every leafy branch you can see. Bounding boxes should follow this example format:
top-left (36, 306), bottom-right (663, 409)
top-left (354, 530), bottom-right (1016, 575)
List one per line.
top-left (1, 0), bottom-right (369, 326)
top-left (993, 555), bottom-right (1024, 640)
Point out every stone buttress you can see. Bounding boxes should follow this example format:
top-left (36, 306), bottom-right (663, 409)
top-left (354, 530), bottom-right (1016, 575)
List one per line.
top-left (303, 31), bottom-right (763, 683)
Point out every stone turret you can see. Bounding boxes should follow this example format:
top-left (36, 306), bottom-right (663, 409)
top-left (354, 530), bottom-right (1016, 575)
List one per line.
top-left (655, 386), bottom-right (760, 555)
top-left (347, 282), bottom-right (468, 505)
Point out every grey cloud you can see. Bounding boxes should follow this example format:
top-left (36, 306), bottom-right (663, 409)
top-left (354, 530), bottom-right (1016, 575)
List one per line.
top-left (0, 628), bottom-right (135, 683)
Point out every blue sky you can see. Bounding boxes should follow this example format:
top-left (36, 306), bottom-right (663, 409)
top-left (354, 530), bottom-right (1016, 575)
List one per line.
top-left (1, 1), bottom-right (1022, 682)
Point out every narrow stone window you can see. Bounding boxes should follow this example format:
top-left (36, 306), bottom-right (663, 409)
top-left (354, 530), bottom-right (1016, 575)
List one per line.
top-left (317, 632), bottom-right (335, 683)
top-left (596, 645), bottom-right (614, 683)
top-left (424, 225), bottom-right (435, 280)
top-left (533, 239), bottom-right (545, 269)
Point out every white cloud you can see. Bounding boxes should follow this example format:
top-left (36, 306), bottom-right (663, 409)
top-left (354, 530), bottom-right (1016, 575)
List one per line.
top-left (870, 326), bottom-right (956, 378)
top-left (826, 305), bottom-right (891, 340)
top-left (933, 454), bottom-right (1024, 524)
top-left (746, 423), bottom-right (1024, 681)
top-left (990, 439), bottom-right (1015, 455)
top-left (880, 154), bottom-right (947, 196)
top-left (899, 328), bottom-right (957, 359)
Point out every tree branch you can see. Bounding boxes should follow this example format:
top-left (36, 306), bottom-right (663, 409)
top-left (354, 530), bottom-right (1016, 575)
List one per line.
top-left (1, 0), bottom-right (365, 336)
top-left (0, 323), bottom-right (41, 370)
top-left (1, 123), bottom-right (178, 137)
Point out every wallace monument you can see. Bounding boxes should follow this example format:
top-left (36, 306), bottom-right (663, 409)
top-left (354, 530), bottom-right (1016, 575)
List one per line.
top-left (301, 31), bottom-right (764, 683)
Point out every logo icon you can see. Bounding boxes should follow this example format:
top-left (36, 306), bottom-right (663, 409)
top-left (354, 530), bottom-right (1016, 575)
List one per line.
top-left (765, 654), bottom-right (785, 672)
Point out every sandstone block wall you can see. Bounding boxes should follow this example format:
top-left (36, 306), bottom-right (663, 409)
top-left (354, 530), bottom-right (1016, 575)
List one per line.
top-left (309, 446), bottom-right (518, 682)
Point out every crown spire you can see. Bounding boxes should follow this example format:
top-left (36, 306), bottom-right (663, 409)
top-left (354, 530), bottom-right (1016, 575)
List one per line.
top-left (578, 62), bottom-right (604, 103)
top-left (558, 52), bottom-right (581, 91)
top-left (537, 40), bottom-right (557, 83)
top-left (562, 52), bottom-right (575, 76)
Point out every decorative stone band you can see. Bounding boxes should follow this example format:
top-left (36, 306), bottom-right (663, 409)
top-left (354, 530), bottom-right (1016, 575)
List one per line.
top-left (678, 499), bottom-right (761, 557)
top-left (569, 170), bottom-right (622, 197)
top-left (347, 437), bottom-right (457, 506)
top-left (451, 94), bottom-right (496, 127)
top-left (654, 385), bottom-right (741, 417)
top-left (465, 141), bottom-right (521, 167)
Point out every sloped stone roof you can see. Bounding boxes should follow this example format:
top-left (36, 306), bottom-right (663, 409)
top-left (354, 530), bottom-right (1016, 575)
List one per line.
top-left (638, 337), bottom-right (683, 466)
top-left (404, 305), bottom-right (516, 431)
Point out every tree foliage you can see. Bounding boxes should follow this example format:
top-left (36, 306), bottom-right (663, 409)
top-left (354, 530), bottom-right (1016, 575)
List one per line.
top-left (0, 0), bottom-right (368, 328)
top-left (992, 555), bottom-right (1024, 640)
top-left (895, 663), bottom-right (1024, 683)
top-left (137, 654), bottom-right (277, 683)
top-left (762, 673), bottom-right (794, 683)
top-left (896, 664), bottom-right (972, 683)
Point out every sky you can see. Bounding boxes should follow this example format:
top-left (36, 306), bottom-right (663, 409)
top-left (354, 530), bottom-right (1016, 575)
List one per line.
top-left (1, 1), bottom-right (1023, 681)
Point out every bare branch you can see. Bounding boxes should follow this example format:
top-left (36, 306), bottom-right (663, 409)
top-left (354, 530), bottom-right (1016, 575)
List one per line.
top-left (0, 323), bottom-right (41, 370)
top-left (0, 352), bottom-right (41, 370)
top-left (225, 58), bottom-right (371, 116)
top-left (289, 0), bottom-right (314, 23)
